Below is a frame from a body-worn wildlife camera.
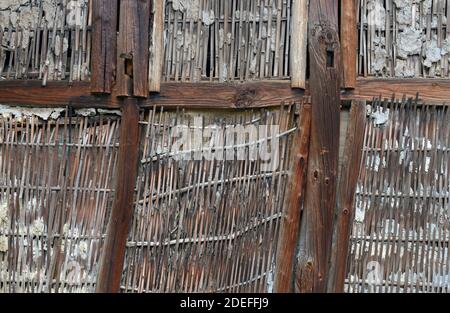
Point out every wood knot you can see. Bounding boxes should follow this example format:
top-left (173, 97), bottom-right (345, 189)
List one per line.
top-left (314, 23), bottom-right (338, 48)
top-left (234, 86), bottom-right (257, 108)
top-left (313, 170), bottom-right (319, 180)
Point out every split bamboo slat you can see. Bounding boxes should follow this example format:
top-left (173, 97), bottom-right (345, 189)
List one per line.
top-left (0, 107), bottom-right (121, 292)
top-left (346, 97), bottom-right (450, 293)
top-left (358, 0), bottom-right (450, 78)
top-left (0, 0), bottom-right (93, 85)
top-left (157, 0), bottom-right (293, 83)
top-left (120, 104), bottom-right (301, 293)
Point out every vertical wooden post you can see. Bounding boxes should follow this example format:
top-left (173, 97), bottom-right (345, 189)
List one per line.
top-left (327, 101), bottom-right (366, 293)
top-left (117, 0), bottom-right (151, 97)
top-left (96, 98), bottom-right (140, 293)
top-left (291, 0), bottom-right (309, 89)
top-left (274, 103), bottom-right (312, 293)
top-left (149, 0), bottom-right (165, 93)
top-left (91, 0), bottom-right (118, 93)
top-left (341, 0), bottom-right (357, 88)
top-left (295, 0), bottom-right (341, 293)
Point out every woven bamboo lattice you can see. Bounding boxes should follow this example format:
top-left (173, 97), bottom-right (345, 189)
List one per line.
top-left (346, 97), bottom-right (450, 292)
top-left (359, 0), bottom-right (450, 78)
top-left (120, 105), bottom-right (298, 293)
top-left (160, 0), bottom-right (292, 82)
top-left (0, 0), bottom-right (92, 82)
top-left (0, 107), bottom-right (120, 292)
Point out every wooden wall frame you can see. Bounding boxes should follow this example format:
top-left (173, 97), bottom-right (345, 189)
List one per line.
top-left (0, 1), bottom-right (449, 294)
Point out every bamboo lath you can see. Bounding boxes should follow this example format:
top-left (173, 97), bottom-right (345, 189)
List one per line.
top-left (346, 97), bottom-right (450, 293)
top-left (120, 105), bottom-right (299, 293)
top-left (0, 0), bottom-right (92, 84)
top-left (159, 0), bottom-right (293, 82)
top-left (359, 0), bottom-right (450, 78)
top-left (0, 107), bottom-right (120, 292)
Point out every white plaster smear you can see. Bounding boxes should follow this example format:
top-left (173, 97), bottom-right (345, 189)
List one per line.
top-left (0, 105), bottom-right (122, 120)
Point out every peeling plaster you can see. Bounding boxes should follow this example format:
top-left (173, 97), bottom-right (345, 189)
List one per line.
top-left (366, 0), bottom-right (450, 77)
top-left (0, 104), bottom-right (65, 120)
top-left (0, 105), bottom-right (122, 120)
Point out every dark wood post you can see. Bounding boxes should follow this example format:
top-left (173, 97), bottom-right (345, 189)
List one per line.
top-left (96, 0), bottom-right (151, 293)
top-left (327, 101), bottom-right (367, 292)
top-left (295, 0), bottom-right (341, 293)
top-left (96, 98), bottom-right (141, 293)
top-left (117, 0), bottom-right (151, 97)
top-left (274, 103), bottom-right (312, 293)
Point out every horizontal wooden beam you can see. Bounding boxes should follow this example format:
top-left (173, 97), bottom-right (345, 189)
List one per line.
top-left (2, 79), bottom-right (450, 109)
top-left (0, 80), bottom-right (305, 109)
top-left (147, 81), bottom-right (305, 108)
top-left (0, 81), bottom-right (118, 108)
top-left (343, 78), bottom-right (450, 104)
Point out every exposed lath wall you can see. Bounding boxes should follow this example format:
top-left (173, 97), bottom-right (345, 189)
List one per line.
top-left (0, 108), bottom-right (120, 292)
top-left (120, 106), bottom-right (297, 293)
top-left (346, 99), bottom-right (450, 292)
top-left (161, 0), bottom-right (292, 82)
top-left (359, 0), bottom-right (450, 78)
top-left (0, 0), bottom-right (92, 82)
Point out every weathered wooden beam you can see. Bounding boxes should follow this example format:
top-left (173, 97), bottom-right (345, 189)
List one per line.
top-left (96, 98), bottom-right (140, 293)
top-left (274, 103), bottom-right (312, 293)
top-left (290, 0), bottom-right (309, 89)
top-left (91, 0), bottom-right (118, 94)
top-left (147, 81), bottom-right (306, 108)
top-left (341, 0), bottom-right (357, 88)
top-left (0, 81), bottom-right (304, 109)
top-left (296, 0), bottom-right (341, 293)
top-left (327, 100), bottom-right (366, 293)
top-left (344, 78), bottom-right (450, 104)
top-left (149, 0), bottom-right (165, 93)
top-left (0, 81), bottom-right (119, 108)
top-left (117, 0), bottom-right (151, 97)
top-left (3, 79), bottom-right (450, 109)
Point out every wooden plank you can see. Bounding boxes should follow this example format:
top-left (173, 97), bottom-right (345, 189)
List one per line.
top-left (295, 0), bottom-right (341, 293)
top-left (117, 0), bottom-right (151, 97)
top-left (327, 100), bottom-right (366, 293)
top-left (341, 0), bottom-right (357, 88)
top-left (147, 82), bottom-right (306, 108)
top-left (149, 0), bottom-right (165, 92)
top-left (0, 81), bottom-right (119, 108)
top-left (290, 0), bottom-right (309, 89)
top-left (0, 81), bottom-right (304, 109)
top-left (96, 98), bottom-right (141, 293)
top-left (274, 103), bottom-right (312, 293)
top-left (133, 0), bottom-right (151, 97)
top-left (116, 0), bottom-right (136, 96)
top-left (4, 79), bottom-right (450, 109)
top-left (91, 0), bottom-right (118, 94)
top-left (345, 78), bottom-right (450, 104)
